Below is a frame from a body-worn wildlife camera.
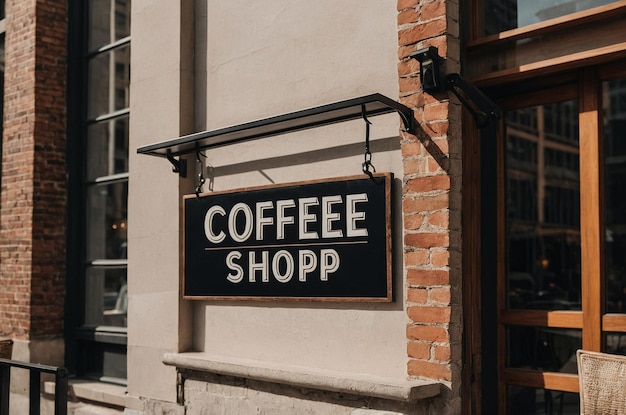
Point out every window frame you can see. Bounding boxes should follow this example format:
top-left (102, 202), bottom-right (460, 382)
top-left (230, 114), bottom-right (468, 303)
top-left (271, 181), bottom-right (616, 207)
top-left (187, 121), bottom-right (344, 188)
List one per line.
top-left (66, 0), bottom-right (130, 384)
top-left (468, 1), bottom-right (626, 45)
top-left (465, 1), bottom-right (626, 87)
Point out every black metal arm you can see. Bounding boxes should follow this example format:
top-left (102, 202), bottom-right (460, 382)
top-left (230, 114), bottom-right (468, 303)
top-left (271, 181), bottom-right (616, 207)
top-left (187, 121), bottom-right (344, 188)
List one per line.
top-left (446, 73), bottom-right (500, 127)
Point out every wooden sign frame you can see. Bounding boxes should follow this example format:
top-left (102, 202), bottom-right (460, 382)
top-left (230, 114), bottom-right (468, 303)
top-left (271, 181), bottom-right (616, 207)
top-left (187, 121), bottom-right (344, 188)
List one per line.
top-left (182, 173), bottom-right (393, 302)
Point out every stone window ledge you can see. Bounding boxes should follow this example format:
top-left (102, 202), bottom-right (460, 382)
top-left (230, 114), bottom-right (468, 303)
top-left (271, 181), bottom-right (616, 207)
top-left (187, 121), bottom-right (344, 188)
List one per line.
top-left (44, 379), bottom-right (126, 408)
top-left (163, 352), bottom-right (441, 403)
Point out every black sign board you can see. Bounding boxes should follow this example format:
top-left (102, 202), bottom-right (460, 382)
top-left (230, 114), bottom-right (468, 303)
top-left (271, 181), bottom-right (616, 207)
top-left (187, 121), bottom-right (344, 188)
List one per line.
top-left (183, 173), bottom-right (392, 301)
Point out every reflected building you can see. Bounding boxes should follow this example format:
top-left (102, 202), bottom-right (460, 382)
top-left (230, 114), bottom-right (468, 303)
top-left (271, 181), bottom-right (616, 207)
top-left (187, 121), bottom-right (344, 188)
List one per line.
top-left (604, 78), bottom-right (626, 313)
top-left (506, 101), bottom-right (582, 310)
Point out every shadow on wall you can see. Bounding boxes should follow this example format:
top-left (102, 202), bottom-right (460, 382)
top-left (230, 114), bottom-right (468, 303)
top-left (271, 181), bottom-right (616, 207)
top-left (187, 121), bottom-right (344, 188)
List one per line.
top-left (206, 135), bottom-right (401, 185)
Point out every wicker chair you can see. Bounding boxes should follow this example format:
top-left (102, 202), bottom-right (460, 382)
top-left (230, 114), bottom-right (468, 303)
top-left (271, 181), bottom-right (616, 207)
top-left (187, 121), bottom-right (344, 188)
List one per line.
top-left (577, 349), bottom-right (626, 415)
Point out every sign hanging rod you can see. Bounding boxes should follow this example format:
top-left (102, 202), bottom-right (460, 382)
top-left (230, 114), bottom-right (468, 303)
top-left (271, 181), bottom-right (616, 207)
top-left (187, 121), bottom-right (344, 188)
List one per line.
top-left (137, 94), bottom-right (414, 165)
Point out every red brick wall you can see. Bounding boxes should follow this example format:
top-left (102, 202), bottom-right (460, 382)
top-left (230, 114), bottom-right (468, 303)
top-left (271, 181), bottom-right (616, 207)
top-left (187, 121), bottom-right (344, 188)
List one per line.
top-left (398, 0), bottom-right (460, 384)
top-left (0, 0), bottom-right (67, 340)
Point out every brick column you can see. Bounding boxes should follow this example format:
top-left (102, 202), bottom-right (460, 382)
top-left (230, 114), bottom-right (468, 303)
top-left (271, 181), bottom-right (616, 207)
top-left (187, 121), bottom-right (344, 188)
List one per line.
top-left (0, 0), bottom-right (67, 344)
top-left (397, 0), bottom-right (462, 392)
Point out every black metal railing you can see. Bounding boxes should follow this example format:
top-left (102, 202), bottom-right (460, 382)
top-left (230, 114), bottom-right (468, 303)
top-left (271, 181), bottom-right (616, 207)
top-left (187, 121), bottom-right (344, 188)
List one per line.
top-left (0, 358), bottom-right (68, 415)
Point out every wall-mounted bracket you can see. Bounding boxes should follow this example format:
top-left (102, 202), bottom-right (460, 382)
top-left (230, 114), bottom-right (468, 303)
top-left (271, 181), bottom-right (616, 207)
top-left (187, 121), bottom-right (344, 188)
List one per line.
top-left (410, 46), bottom-right (500, 128)
top-left (166, 150), bottom-right (187, 177)
top-left (409, 46), bottom-right (444, 93)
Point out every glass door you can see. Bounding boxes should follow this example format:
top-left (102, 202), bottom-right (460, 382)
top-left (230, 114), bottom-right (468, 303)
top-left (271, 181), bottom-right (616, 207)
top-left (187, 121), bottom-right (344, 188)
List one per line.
top-left (501, 90), bottom-right (582, 414)
top-left (490, 67), bottom-right (626, 414)
top-left (601, 76), bottom-right (626, 353)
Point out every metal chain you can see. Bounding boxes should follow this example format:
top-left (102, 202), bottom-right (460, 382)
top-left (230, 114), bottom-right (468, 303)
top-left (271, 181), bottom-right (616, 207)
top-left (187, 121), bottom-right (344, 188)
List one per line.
top-left (195, 146), bottom-right (206, 197)
top-left (361, 105), bottom-right (375, 180)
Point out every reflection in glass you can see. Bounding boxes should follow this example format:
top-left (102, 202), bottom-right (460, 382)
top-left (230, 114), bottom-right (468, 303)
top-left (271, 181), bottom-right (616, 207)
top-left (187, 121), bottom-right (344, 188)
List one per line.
top-left (88, 0), bottom-right (131, 52)
top-left (604, 78), bottom-right (626, 313)
top-left (506, 101), bottom-right (581, 310)
top-left (507, 385), bottom-right (580, 415)
top-left (468, 14), bottom-right (625, 77)
top-left (87, 116), bottom-right (129, 181)
top-left (507, 326), bottom-right (581, 372)
top-left (85, 266), bottom-right (127, 327)
top-left (86, 181), bottom-right (128, 261)
top-left (81, 0), bottom-right (130, 382)
top-left (87, 46), bottom-right (130, 119)
top-left (481, 0), bottom-right (615, 35)
top-left (605, 333), bottom-right (626, 355)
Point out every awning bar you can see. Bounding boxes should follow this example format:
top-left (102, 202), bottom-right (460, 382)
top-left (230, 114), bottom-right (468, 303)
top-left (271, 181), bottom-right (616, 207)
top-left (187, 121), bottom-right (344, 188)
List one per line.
top-left (136, 93), bottom-right (414, 160)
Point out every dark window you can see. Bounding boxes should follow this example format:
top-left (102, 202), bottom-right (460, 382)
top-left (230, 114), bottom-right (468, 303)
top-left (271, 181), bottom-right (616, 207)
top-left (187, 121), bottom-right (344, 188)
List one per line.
top-left (68, 0), bottom-right (130, 384)
top-left (604, 78), bottom-right (626, 313)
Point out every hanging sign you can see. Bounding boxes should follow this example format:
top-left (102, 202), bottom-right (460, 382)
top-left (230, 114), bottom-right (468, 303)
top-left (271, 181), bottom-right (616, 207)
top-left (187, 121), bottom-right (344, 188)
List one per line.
top-left (183, 173), bottom-right (393, 302)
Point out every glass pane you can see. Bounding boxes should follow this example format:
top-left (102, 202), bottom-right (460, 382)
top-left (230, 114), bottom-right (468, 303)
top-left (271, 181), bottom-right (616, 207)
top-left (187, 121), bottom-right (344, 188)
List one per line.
top-left (467, 14), bottom-right (625, 77)
top-left (506, 101), bottom-right (581, 310)
top-left (85, 267), bottom-right (127, 327)
top-left (0, 1), bottom-right (4, 20)
top-left (89, 0), bottom-right (131, 52)
top-left (86, 181), bottom-right (128, 260)
top-left (507, 386), bottom-right (579, 415)
top-left (481, 0), bottom-right (616, 36)
top-left (605, 332), bottom-right (626, 355)
top-left (507, 326), bottom-right (581, 372)
top-left (87, 116), bottom-right (129, 180)
top-left (87, 45), bottom-right (130, 119)
top-left (78, 340), bottom-right (127, 381)
top-left (604, 78), bottom-right (626, 313)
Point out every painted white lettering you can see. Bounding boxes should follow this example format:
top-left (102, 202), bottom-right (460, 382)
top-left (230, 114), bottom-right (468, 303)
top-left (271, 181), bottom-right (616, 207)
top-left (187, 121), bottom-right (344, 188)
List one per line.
top-left (346, 193), bottom-right (368, 237)
top-left (298, 197), bottom-right (319, 240)
top-left (255, 201), bottom-right (274, 240)
top-left (320, 249), bottom-right (340, 281)
top-left (275, 199), bottom-right (295, 240)
top-left (204, 205), bottom-right (226, 243)
top-left (298, 249), bottom-right (317, 282)
top-left (228, 202), bottom-right (254, 243)
top-left (226, 251), bottom-right (243, 283)
top-left (272, 250), bottom-right (294, 283)
top-left (321, 195), bottom-right (343, 238)
top-left (226, 249), bottom-right (340, 283)
top-left (208, 192), bottom-right (370, 245)
top-left (248, 251), bottom-right (269, 282)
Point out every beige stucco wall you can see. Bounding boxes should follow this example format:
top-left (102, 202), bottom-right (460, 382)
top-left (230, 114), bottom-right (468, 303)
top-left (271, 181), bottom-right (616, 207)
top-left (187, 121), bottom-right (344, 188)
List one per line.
top-left (127, 0), bottom-right (195, 410)
top-left (196, 0), bottom-right (407, 379)
top-left (204, 0), bottom-right (400, 127)
top-left (128, 0), bottom-right (407, 410)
